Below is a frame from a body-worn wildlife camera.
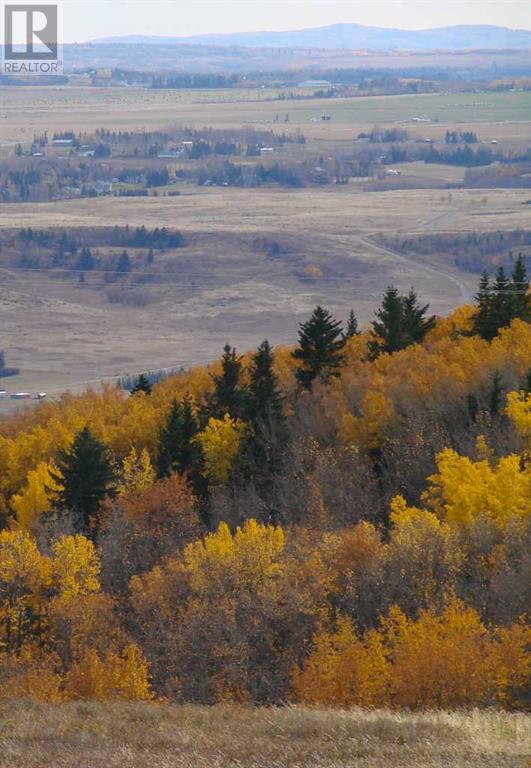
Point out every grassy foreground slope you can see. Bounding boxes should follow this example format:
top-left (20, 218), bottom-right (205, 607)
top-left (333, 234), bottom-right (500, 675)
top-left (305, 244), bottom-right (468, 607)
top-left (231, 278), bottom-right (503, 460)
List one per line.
top-left (0, 702), bottom-right (529, 768)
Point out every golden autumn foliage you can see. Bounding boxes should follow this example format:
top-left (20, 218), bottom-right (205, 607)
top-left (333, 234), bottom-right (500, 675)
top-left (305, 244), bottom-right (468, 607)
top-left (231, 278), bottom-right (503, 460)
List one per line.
top-left (291, 616), bottom-right (390, 707)
top-left (0, 315), bottom-right (528, 506)
top-left (117, 446), bottom-right (156, 495)
top-left (0, 530), bottom-right (152, 702)
top-left (52, 535), bottom-right (101, 597)
top-left (183, 519), bottom-right (285, 594)
top-left (64, 644), bottom-right (152, 702)
top-left (197, 414), bottom-right (246, 484)
top-left (130, 519), bottom-right (330, 702)
top-left (0, 311), bottom-right (529, 708)
top-left (293, 598), bottom-right (530, 709)
top-left (10, 461), bottom-right (61, 531)
top-left (423, 448), bottom-right (531, 530)
top-left (506, 390), bottom-right (531, 447)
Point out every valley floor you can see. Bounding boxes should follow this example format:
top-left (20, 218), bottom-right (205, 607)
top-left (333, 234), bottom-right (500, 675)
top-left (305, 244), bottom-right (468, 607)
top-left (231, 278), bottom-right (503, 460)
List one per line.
top-left (0, 701), bottom-right (529, 768)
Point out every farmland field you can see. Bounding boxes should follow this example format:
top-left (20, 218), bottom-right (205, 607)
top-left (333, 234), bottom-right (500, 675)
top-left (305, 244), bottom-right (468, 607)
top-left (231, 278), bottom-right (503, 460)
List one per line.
top-left (0, 82), bottom-right (530, 403)
top-left (1, 88), bottom-right (530, 146)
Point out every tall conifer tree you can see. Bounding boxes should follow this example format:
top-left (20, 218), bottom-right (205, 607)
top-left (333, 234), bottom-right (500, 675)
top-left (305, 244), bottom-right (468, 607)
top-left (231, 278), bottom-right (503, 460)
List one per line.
top-left (509, 254), bottom-right (530, 322)
top-left (52, 426), bottom-right (116, 535)
top-left (158, 397), bottom-right (201, 479)
top-left (472, 272), bottom-right (495, 341)
top-left (247, 340), bottom-right (284, 427)
top-left (345, 310), bottom-right (360, 338)
top-left (131, 373), bottom-right (152, 396)
top-left (293, 306), bottom-right (346, 388)
top-left (210, 344), bottom-right (247, 418)
top-left (403, 288), bottom-right (436, 343)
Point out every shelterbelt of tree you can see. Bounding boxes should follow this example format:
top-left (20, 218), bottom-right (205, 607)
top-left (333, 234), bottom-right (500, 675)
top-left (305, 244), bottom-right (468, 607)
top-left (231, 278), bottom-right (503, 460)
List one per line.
top-left (0, 263), bottom-right (529, 707)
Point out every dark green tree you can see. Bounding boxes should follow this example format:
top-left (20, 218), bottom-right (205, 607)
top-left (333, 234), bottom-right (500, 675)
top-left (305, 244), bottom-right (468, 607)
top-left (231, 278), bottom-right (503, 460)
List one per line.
top-left (369, 286), bottom-right (436, 358)
top-left (472, 272), bottom-right (496, 341)
top-left (403, 288), bottom-right (436, 343)
top-left (491, 267), bottom-right (512, 332)
top-left (293, 306), bottom-right (346, 389)
top-left (247, 340), bottom-right (284, 427)
top-left (77, 247), bottom-right (94, 271)
top-left (473, 259), bottom-right (529, 341)
top-left (368, 286), bottom-right (407, 358)
top-left (242, 341), bottom-right (287, 490)
top-left (116, 250), bottom-right (131, 274)
top-left (509, 254), bottom-right (530, 322)
top-left (210, 344), bottom-right (247, 418)
top-left (130, 373), bottom-right (152, 396)
top-left (345, 310), bottom-right (360, 338)
top-left (52, 427), bottom-right (116, 535)
top-left (157, 397), bottom-right (201, 479)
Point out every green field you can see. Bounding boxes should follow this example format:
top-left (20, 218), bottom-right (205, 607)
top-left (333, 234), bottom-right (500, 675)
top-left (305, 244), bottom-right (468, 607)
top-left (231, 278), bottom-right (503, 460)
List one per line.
top-left (283, 91), bottom-right (531, 124)
top-left (1, 88), bottom-right (529, 146)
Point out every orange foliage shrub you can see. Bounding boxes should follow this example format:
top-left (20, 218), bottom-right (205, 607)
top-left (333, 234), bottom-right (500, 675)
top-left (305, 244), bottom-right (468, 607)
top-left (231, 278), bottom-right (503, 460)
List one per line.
top-left (292, 598), bottom-right (530, 710)
top-left (64, 644), bottom-right (152, 701)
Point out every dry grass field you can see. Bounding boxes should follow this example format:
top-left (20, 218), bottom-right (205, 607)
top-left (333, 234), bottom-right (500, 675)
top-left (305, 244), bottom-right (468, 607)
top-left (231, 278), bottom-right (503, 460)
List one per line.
top-left (0, 701), bottom-right (529, 768)
top-left (1, 87), bottom-right (530, 146)
top-left (0, 186), bottom-right (528, 401)
top-left (0, 85), bottom-right (529, 403)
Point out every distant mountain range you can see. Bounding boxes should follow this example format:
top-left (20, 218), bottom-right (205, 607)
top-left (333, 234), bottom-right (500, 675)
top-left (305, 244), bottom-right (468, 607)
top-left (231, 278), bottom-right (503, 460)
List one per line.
top-left (91, 23), bottom-right (531, 50)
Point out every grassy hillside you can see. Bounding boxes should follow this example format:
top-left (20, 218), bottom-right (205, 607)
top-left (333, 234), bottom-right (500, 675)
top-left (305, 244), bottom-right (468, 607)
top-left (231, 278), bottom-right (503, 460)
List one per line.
top-left (0, 701), bottom-right (529, 768)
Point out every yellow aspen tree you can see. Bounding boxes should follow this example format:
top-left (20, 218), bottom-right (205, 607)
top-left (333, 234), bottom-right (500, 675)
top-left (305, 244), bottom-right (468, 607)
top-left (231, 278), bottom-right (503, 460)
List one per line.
top-left (64, 644), bottom-right (152, 701)
top-left (425, 448), bottom-right (531, 530)
top-left (10, 461), bottom-right (62, 531)
top-left (506, 391), bottom-right (531, 448)
top-left (117, 446), bottom-right (156, 495)
top-left (0, 530), bottom-right (51, 653)
top-left (291, 616), bottom-right (390, 707)
top-left (381, 598), bottom-right (506, 709)
top-left (197, 414), bottom-right (246, 485)
top-left (52, 535), bottom-right (101, 598)
top-left (183, 519), bottom-right (285, 596)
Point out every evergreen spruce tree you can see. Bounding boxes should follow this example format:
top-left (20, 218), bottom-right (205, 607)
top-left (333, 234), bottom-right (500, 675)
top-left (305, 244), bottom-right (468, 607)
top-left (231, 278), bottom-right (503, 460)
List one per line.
top-left (403, 288), bottom-right (436, 343)
top-left (130, 373), bottom-right (152, 396)
top-left (157, 397), bottom-right (201, 479)
top-left (77, 247), bottom-right (94, 271)
top-left (491, 267), bottom-right (512, 332)
top-left (293, 306), bottom-right (346, 389)
top-left (345, 310), bottom-right (360, 338)
top-left (210, 344), bottom-right (247, 418)
top-left (473, 259), bottom-right (529, 341)
top-left (472, 272), bottom-right (495, 341)
top-left (509, 254), bottom-right (530, 322)
top-left (368, 286), bottom-right (407, 358)
top-left (116, 250), bottom-right (131, 274)
top-left (52, 427), bottom-right (116, 535)
top-left (369, 286), bottom-right (436, 358)
top-left (247, 341), bottom-right (284, 426)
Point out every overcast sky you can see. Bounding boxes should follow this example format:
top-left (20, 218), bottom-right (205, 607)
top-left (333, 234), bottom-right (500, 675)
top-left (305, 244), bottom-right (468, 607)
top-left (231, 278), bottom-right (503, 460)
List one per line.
top-left (53, 1), bottom-right (531, 43)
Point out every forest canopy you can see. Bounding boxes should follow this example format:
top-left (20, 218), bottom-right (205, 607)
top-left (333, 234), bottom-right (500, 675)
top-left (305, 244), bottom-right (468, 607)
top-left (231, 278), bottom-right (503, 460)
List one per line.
top-left (0, 272), bottom-right (529, 707)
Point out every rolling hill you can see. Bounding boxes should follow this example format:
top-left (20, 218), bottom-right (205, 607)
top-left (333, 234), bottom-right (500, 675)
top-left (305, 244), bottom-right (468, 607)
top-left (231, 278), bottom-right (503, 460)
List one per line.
top-left (92, 23), bottom-right (531, 50)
